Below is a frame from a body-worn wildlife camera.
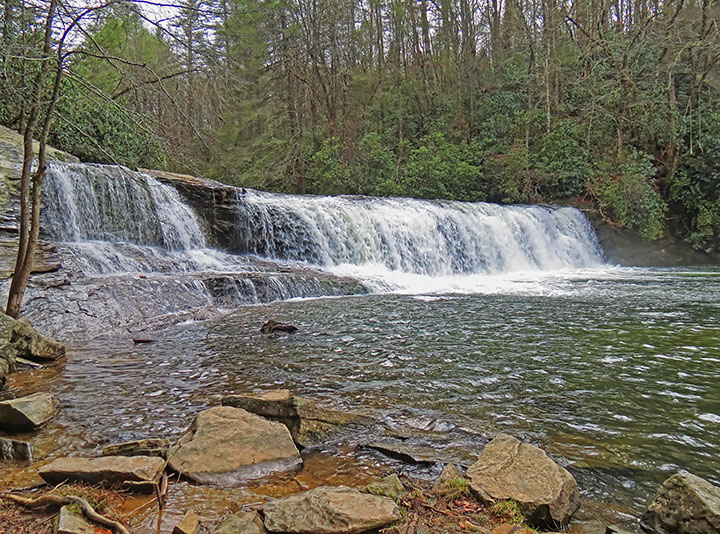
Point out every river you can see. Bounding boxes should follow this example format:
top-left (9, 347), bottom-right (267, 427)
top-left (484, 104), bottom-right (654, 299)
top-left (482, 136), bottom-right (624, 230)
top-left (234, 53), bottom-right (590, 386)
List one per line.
top-left (1, 161), bottom-right (718, 531)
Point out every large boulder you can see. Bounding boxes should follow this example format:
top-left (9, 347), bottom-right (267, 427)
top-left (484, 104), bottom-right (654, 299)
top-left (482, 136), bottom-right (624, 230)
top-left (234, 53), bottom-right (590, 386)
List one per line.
top-left (0, 312), bottom-right (65, 383)
top-left (38, 455), bottom-right (165, 492)
top-left (221, 390), bottom-right (368, 447)
top-left (167, 406), bottom-right (301, 485)
top-left (10, 318), bottom-right (65, 360)
top-left (263, 486), bottom-right (401, 534)
top-left (0, 392), bottom-right (59, 429)
top-left (641, 472), bottom-right (720, 534)
top-left (466, 434), bottom-right (579, 528)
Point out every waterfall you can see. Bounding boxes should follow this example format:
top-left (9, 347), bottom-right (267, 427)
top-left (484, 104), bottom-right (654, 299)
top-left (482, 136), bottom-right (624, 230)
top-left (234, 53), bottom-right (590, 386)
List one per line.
top-left (42, 162), bottom-right (206, 250)
top-left (31, 162), bottom-right (371, 339)
top-left (233, 190), bottom-right (604, 275)
top-left (29, 160), bottom-right (606, 339)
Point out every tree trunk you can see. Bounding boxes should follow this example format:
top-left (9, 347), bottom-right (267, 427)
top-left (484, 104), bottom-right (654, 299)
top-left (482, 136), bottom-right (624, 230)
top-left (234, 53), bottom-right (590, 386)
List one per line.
top-left (6, 0), bottom-right (58, 319)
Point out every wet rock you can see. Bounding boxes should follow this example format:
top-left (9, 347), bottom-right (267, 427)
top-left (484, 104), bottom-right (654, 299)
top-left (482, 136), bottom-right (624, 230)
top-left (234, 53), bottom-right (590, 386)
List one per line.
top-left (365, 441), bottom-right (445, 465)
top-left (362, 474), bottom-right (406, 499)
top-left (641, 472), bottom-right (720, 534)
top-left (491, 524), bottom-right (534, 534)
top-left (292, 397), bottom-right (367, 446)
top-left (0, 437), bottom-right (33, 460)
top-left (222, 390), bottom-right (368, 447)
top-left (55, 505), bottom-right (96, 534)
top-left (173, 510), bottom-right (200, 534)
top-left (467, 434), bottom-right (580, 528)
top-left (263, 486), bottom-right (401, 534)
top-left (216, 511), bottom-right (267, 534)
top-left (167, 406), bottom-right (301, 485)
top-left (223, 390), bottom-right (296, 419)
top-left (432, 463), bottom-right (464, 497)
top-left (0, 392), bottom-right (59, 429)
top-left (102, 438), bottom-right (169, 458)
top-left (260, 320), bottom-right (298, 334)
top-left (38, 455), bottom-right (165, 492)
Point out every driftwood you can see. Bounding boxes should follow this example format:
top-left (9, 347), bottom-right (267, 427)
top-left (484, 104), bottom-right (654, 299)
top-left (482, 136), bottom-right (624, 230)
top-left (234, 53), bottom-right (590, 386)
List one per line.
top-left (156, 472), bottom-right (169, 509)
top-left (1, 492), bottom-right (130, 534)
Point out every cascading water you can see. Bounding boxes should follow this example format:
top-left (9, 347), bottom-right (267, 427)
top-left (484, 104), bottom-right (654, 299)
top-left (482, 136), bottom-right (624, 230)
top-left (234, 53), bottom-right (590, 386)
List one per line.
top-left (26, 160), bottom-right (607, 338)
top-left (233, 190), bottom-right (604, 275)
top-left (42, 162), bottom-right (205, 250)
top-left (29, 162), bottom-right (369, 339)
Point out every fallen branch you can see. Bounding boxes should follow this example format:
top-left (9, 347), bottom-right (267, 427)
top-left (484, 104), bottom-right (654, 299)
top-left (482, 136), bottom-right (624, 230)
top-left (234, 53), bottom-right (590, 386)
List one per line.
top-left (1, 493), bottom-right (130, 534)
top-left (156, 472), bottom-right (168, 509)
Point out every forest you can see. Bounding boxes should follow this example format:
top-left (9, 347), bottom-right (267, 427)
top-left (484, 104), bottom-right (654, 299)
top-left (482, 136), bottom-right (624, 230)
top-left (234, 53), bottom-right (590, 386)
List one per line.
top-left (1, 0), bottom-right (719, 250)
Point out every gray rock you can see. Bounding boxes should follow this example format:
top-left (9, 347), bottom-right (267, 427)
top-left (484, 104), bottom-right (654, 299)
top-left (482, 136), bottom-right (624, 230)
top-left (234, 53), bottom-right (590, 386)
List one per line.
top-left (39, 455), bottom-right (165, 492)
top-left (173, 510), bottom-right (200, 534)
top-left (222, 390), bottom-right (296, 419)
top-left (362, 474), bottom-right (405, 498)
top-left (263, 486), bottom-right (401, 534)
top-left (55, 505), bottom-right (95, 534)
top-left (641, 472), bottom-right (720, 534)
top-left (102, 438), bottom-right (169, 458)
top-left (11, 318), bottom-right (65, 360)
top-left (215, 511), bottom-right (267, 534)
top-left (0, 437), bottom-right (33, 460)
top-left (222, 390), bottom-right (368, 447)
top-left (167, 406), bottom-right (301, 485)
top-left (0, 311), bottom-right (64, 382)
top-left (366, 441), bottom-right (445, 464)
top-left (467, 434), bottom-right (580, 528)
top-left (0, 392), bottom-right (59, 429)
top-left (431, 463), bottom-right (464, 497)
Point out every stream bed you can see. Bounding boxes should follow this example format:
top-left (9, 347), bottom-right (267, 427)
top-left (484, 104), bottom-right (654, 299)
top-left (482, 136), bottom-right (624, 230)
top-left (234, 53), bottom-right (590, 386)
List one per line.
top-left (2, 266), bottom-right (718, 532)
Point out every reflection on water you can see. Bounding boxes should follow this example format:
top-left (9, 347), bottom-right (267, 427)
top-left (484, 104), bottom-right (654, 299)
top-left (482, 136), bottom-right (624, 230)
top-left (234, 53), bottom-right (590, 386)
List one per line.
top-left (1, 267), bottom-right (718, 529)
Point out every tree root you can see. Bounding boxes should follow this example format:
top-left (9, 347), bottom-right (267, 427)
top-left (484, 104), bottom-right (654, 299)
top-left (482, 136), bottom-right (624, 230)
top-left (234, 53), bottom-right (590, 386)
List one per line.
top-left (1, 493), bottom-right (130, 534)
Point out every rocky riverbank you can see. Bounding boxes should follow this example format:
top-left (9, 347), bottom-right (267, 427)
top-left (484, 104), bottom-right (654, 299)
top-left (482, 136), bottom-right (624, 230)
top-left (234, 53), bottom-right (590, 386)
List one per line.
top-left (2, 385), bottom-right (718, 534)
top-left (585, 212), bottom-right (719, 267)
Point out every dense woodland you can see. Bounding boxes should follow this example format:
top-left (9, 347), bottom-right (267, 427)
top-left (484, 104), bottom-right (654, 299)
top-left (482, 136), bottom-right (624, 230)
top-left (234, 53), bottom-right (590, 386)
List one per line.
top-left (1, 0), bottom-right (720, 250)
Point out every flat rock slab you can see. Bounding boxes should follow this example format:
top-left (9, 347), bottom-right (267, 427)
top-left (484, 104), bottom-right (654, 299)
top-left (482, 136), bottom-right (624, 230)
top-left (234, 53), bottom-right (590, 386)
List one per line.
top-left (467, 434), bottom-right (580, 528)
top-left (216, 511), bottom-right (267, 534)
top-left (365, 441), bottom-right (446, 465)
top-left (263, 486), bottom-right (401, 534)
top-left (642, 472), bottom-right (720, 534)
top-left (0, 437), bottom-right (33, 460)
top-left (222, 390), bottom-right (296, 419)
top-left (102, 438), bottom-right (169, 458)
top-left (221, 391), bottom-right (368, 447)
top-left (0, 392), bottom-right (59, 429)
top-left (39, 455), bottom-right (165, 492)
top-left (167, 406), bottom-right (301, 486)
